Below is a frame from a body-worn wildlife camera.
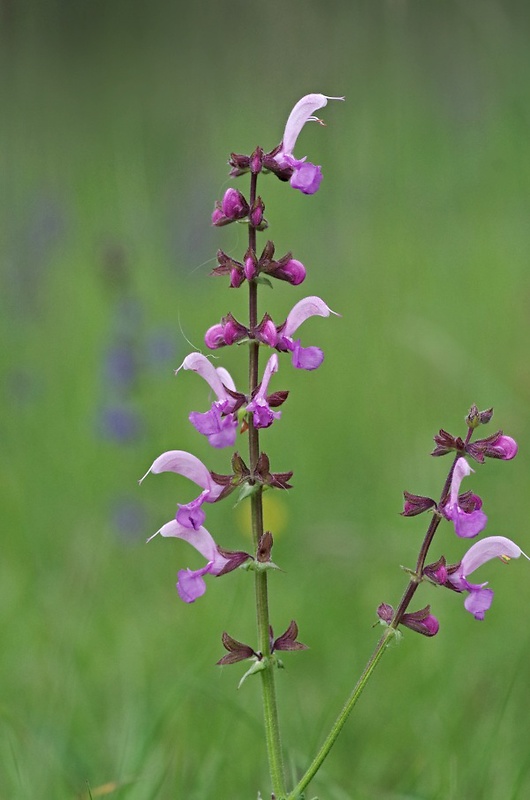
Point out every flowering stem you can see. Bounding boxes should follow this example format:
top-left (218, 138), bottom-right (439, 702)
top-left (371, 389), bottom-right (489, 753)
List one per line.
top-left (248, 171), bottom-right (287, 797)
top-left (286, 625), bottom-right (393, 800)
top-left (286, 454), bottom-right (460, 799)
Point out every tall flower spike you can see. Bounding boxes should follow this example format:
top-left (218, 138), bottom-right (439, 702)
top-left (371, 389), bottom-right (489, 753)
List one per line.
top-left (246, 353), bottom-right (283, 429)
top-left (274, 295), bottom-right (339, 370)
top-left (446, 535), bottom-right (529, 620)
top-left (274, 94), bottom-right (345, 195)
top-left (150, 519), bottom-right (230, 603)
top-left (139, 450), bottom-right (224, 530)
top-left (177, 353), bottom-right (242, 448)
top-left (441, 457), bottom-right (487, 538)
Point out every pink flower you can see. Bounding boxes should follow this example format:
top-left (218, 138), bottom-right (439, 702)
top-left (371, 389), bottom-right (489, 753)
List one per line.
top-left (446, 536), bottom-right (528, 620)
top-left (246, 354), bottom-right (282, 429)
top-left (442, 458), bottom-right (487, 538)
top-left (152, 520), bottom-right (230, 602)
top-left (274, 93), bottom-right (344, 195)
top-left (274, 296), bottom-right (339, 370)
top-left (139, 450), bottom-right (224, 530)
top-left (177, 353), bottom-right (241, 448)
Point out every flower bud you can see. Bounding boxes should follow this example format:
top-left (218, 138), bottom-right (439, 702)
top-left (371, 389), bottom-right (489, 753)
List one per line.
top-left (211, 203), bottom-right (224, 226)
top-left (244, 252), bottom-right (258, 281)
top-left (221, 188), bottom-right (249, 220)
top-left (484, 434), bottom-right (518, 461)
top-left (255, 314), bottom-right (278, 347)
top-left (204, 323), bottom-right (226, 349)
top-left (249, 197), bottom-right (265, 228)
top-left (230, 267), bottom-right (245, 289)
top-left (275, 258), bottom-right (306, 286)
top-left (249, 146), bottom-right (263, 174)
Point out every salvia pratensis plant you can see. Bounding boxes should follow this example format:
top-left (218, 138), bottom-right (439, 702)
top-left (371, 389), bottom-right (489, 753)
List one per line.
top-left (140, 93), bottom-right (528, 799)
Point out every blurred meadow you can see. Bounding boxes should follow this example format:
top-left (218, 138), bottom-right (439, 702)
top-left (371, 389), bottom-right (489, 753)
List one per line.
top-left (2, 0), bottom-right (530, 797)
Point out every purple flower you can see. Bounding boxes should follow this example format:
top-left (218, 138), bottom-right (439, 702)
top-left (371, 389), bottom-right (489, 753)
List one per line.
top-left (441, 457), bottom-right (487, 538)
top-left (139, 450), bottom-right (224, 530)
top-left (274, 93), bottom-right (345, 195)
top-left (446, 536), bottom-right (528, 620)
top-left (246, 354), bottom-right (282, 429)
top-left (177, 353), bottom-right (241, 448)
top-left (151, 519), bottom-right (230, 602)
top-left (273, 296), bottom-right (338, 370)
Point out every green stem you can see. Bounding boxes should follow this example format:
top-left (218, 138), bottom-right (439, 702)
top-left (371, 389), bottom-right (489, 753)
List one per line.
top-left (286, 626), bottom-right (394, 800)
top-left (248, 169), bottom-right (287, 798)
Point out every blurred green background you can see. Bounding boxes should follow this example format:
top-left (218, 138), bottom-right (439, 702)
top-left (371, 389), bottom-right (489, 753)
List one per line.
top-left (2, 1), bottom-right (530, 798)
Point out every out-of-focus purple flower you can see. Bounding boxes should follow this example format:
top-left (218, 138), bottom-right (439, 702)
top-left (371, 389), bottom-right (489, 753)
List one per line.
top-left (151, 519), bottom-right (230, 602)
top-left (105, 344), bottom-right (137, 390)
top-left (140, 450), bottom-right (224, 530)
top-left (246, 354), bottom-right (282, 429)
top-left (446, 536), bottom-right (528, 620)
top-left (100, 405), bottom-right (142, 442)
top-left (441, 458), bottom-right (487, 538)
top-left (273, 296), bottom-right (338, 370)
top-left (273, 93), bottom-right (344, 195)
top-left (177, 353), bottom-right (241, 448)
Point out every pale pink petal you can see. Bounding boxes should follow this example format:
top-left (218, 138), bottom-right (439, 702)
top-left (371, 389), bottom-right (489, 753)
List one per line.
top-left (282, 296), bottom-right (337, 338)
top-left (139, 450), bottom-right (223, 499)
top-left (177, 353), bottom-right (234, 400)
top-left (276, 94), bottom-right (345, 166)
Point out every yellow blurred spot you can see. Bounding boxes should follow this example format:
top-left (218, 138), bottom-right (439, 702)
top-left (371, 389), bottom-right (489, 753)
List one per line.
top-left (235, 491), bottom-right (288, 540)
top-left (79, 779), bottom-right (136, 798)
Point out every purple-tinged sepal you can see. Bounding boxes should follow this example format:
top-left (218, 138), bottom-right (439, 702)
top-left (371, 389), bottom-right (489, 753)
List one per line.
top-left (255, 451), bottom-right (293, 490)
top-left (255, 313), bottom-right (278, 347)
top-left (445, 535), bottom-right (529, 620)
top-left (271, 620), bottom-right (308, 652)
top-left (217, 632), bottom-right (257, 666)
top-left (402, 491), bottom-right (436, 517)
top-left (249, 197), bottom-right (267, 229)
top-left (216, 545), bottom-right (253, 576)
top-left (228, 152), bottom-right (250, 177)
top-left (441, 457), bottom-right (487, 538)
top-left (423, 556), bottom-right (448, 585)
top-left (377, 603), bottom-right (439, 636)
top-left (431, 429), bottom-right (465, 457)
